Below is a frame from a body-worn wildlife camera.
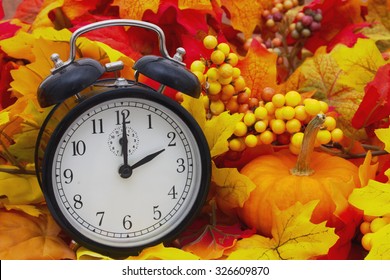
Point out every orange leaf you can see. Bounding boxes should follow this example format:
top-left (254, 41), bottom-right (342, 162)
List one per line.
top-left (111, 0), bottom-right (160, 20)
top-left (238, 39), bottom-right (278, 99)
top-left (0, 209), bottom-right (75, 259)
top-left (220, 0), bottom-right (264, 39)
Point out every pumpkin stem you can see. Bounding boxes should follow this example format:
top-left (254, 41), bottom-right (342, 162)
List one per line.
top-left (291, 114), bottom-right (326, 176)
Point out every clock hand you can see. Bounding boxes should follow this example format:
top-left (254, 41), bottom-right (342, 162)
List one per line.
top-left (132, 149), bottom-right (165, 170)
top-left (119, 112), bottom-right (132, 178)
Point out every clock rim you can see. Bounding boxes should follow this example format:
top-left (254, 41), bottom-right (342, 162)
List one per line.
top-left (40, 85), bottom-right (211, 257)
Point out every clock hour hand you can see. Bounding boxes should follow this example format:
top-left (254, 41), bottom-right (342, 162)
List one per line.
top-left (119, 112), bottom-right (132, 178)
top-left (132, 149), bottom-right (165, 170)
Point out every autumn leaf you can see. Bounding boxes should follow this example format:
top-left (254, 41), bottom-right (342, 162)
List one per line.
top-left (178, 0), bottom-right (219, 10)
top-left (181, 95), bottom-right (206, 130)
top-left (365, 224), bottom-right (390, 260)
top-left (304, 0), bottom-right (364, 52)
top-left (178, 216), bottom-right (255, 260)
top-left (299, 39), bottom-right (387, 139)
top-left (220, 0), bottom-right (265, 40)
top-left (0, 169), bottom-right (44, 206)
top-left (212, 163), bottom-right (256, 214)
top-left (238, 39), bottom-right (278, 100)
top-left (227, 201), bottom-right (339, 260)
top-left (112, 0), bottom-right (160, 20)
top-left (348, 179), bottom-right (390, 216)
top-left (375, 127), bottom-right (390, 153)
top-left (351, 63), bottom-right (390, 129)
top-left (0, 209), bottom-right (76, 259)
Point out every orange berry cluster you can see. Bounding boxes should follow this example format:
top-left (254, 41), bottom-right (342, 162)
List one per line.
top-left (190, 35), bottom-right (259, 117)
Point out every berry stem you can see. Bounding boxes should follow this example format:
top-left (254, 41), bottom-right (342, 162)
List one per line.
top-left (290, 114), bottom-right (326, 176)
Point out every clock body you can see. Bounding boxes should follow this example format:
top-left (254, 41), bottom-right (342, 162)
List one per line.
top-left (37, 84), bottom-right (211, 257)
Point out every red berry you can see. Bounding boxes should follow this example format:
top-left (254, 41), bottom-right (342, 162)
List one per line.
top-left (301, 15), bottom-right (313, 26)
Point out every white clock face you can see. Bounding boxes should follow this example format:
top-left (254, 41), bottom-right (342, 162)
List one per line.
top-left (43, 92), bottom-right (209, 252)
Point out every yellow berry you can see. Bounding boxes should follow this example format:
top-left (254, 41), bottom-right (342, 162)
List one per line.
top-left (218, 76), bottom-right (233, 85)
top-left (190, 60), bottom-right (206, 73)
top-left (207, 81), bottom-right (222, 95)
top-left (232, 67), bottom-right (241, 79)
top-left (360, 221), bottom-right (372, 235)
top-left (206, 67), bottom-right (219, 81)
top-left (243, 112), bottom-right (256, 126)
top-left (211, 49), bottom-right (226, 65)
top-left (274, 107), bottom-right (284, 120)
top-left (245, 134), bottom-right (258, 148)
top-left (286, 119), bottom-right (301, 134)
top-left (331, 128), bottom-right (344, 142)
top-left (210, 100), bottom-right (225, 115)
top-left (203, 35), bottom-right (218, 49)
top-left (304, 98), bottom-right (321, 116)
top-left (361, 233), bottom-right (374, 251)
top-left (285, 90), bottom-right (301, 107)
top-left (272, 93), bottom-right (286, 108)
top-left (254, 106), bottom-right (268, 120)
top-left (229, 138), bottom-right (245, 152)
top-left (270, 119), bottom-right (286, 135)
top-left (192, 70), bottom-right (205, 84)
top-left (319, 100), bottom-right (329, 113)
top-left (254, 120), bottom-right (267, 133)
top-left (233, 76), bottom-right (246, 92)
top-left (219, 63), bottom-right (234, 78)
top-left (291, 132), bottom-right (304, 148)
top-left (259, 130), bottom-right (274, 145)
top-left (289, 143), bottom-right (301, 155)
top-left (234, 122), bottom-right (248, 137)
top-left (316, 129), bottom-right (332, 145)
top-left (294, 105), bottom-right (308, 121)
top-left (324, 116), bottom-right (336, 131)
top-left (264, 102), bottom-right (275, 115)
top-left (282, 106), bottom-right (295, 120)
top-left (217, 42), bottom-right (230, 56)
top-left (226, 53), bottom-right (239, 66)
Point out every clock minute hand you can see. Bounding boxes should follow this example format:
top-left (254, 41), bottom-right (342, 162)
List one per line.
top-left (132, 149), bottom-right (165, 170)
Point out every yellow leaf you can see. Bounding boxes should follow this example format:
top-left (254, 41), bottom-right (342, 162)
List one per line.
top-left (348, 179), bottom-right (390, 216)
top-left (181, 94), bottom-right (206, 131)
top-left (205, 112), bottom-right (243, 157)
top-left (127, 243), bottom-right (199, 260)
top-left (227, 201), bottom-right (338, 260)
top-left (365, 224), bottom-right (390, 260)
top-left (0, 112), bottom-right (10, 126)
top-left (331, 38), bottom-right (387, 93)
top-left (112, 0), bottom-right (160, 20)
top-left (0, 171), bottom-right (44, 206)
top-left (375, 127), bottom-right (390, 153)
top-left (358, 151), bottom-right (379, 188)
top-left (76, 247), bottom-right (114, 260)
top-left (4, 204), bottom-right (43, 217)
top-left (178, 0), bottom-right (220, 10)
top-left (212, 163), bottom-right (256, 214)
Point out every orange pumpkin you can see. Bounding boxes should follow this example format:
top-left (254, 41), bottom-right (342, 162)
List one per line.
top-left (238, 114), bottom-right (361, 258)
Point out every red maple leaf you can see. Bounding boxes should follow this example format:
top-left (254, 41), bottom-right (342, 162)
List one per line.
top-left (351, 63), bottom-right (390, 130)
top-left (0, 0), bottom-right (4, 20)
top-left (177, 216), bottom-right (255, 259)
top-left (0, 21), bottom-right (21, 40)
top-left (303, 0), bottom-right (365, 52)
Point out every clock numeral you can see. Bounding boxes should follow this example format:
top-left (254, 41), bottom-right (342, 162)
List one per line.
top-left (123, 215), bottom-right (133, 230)
top-left (168, 185), bottom-right (178, 199)
top-left (63, 169), bottom-right (73, 184)
top-left (96, 211), bottom-right (105, 226)
top-left (153, 205), bottom-right (162, 220)
top-left (73, 194), bottom-right (83, 209)
top-left (116, 109), bottom-right (130, 125)
top-left (147, 114), bottom-right (153, 129)
top-left (176, 158), bottom-right (185, 173)
top-left (91, 118), bottom-right (104, 134)
top-left (167, 131), bottom-right (176, 147)
top-left (71, 140), bottom-right (86, 156)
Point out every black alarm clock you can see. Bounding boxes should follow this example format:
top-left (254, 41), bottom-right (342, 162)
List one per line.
top-left (34, 19), bottom-right (211, 257)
